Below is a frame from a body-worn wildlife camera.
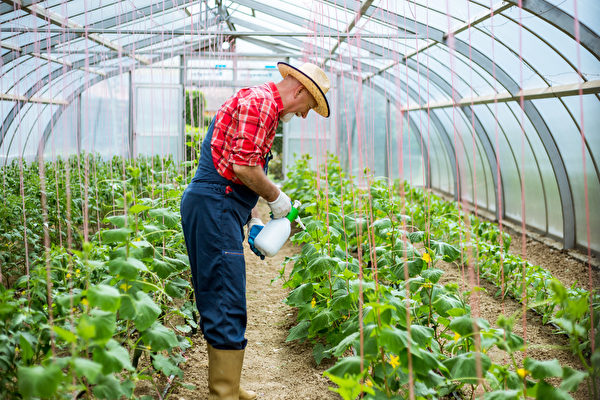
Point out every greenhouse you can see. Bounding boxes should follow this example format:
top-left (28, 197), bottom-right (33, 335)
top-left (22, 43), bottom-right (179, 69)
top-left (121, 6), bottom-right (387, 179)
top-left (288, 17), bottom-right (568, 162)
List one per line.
top-left (0, 0), bottom-right (598, 399)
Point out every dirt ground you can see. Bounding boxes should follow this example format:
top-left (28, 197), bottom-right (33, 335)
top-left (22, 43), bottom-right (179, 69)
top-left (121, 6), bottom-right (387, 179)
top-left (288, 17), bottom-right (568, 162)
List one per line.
top-left (172, 200), bottom-right (338, 399)
top-left (171, 201), bottom-right (597, 399)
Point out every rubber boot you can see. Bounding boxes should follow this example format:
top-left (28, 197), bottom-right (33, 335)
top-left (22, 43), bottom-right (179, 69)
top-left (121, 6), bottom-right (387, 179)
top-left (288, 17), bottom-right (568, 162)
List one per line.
top-left (207, 344), bottom-right (257, 400)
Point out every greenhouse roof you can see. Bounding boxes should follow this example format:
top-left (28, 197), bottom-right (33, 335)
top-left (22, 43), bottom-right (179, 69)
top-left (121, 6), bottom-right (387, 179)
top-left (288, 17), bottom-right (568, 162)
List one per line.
top-left (0, 0), bottom-right (599, 252)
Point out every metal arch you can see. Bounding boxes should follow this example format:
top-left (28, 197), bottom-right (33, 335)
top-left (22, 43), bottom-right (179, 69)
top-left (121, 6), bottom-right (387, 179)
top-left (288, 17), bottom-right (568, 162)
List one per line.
top-left (1, 0), bottom-right (202, 65)
top-left (326, 0), bottom-right (576, 248)
top-left (225, 9), bottom-right (459, 196)
top-left (227, 15), bottom-right (457, 195)
top-left (361, 76), bottom-right (433, 188)
top-left (402, 57), bottom-right (502, 217)
top-left (34, 38), bottom-right (220, 158)
top-left (5, 37), bottom-right (216, 160)
top-left (1, 35), bottom-right (184, 148)
top-left (508, 0), bottom-right (600, 60)
top-left (0, 4), bottom-right (222, 148)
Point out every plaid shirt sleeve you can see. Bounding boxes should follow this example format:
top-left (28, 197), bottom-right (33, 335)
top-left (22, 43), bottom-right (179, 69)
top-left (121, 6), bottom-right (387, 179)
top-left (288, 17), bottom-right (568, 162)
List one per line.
top-left (229, 94), bottom-right (278, 167)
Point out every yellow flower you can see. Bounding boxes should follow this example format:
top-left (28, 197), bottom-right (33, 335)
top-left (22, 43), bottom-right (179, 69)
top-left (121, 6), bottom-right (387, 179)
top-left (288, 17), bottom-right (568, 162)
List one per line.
top-left (75, 269), bottom-right (81, 275)
top-left (422, 282), bottom-right (432, 289)
top-left (365, 379), bottom-right (373, 387)
top-left (454, 332), bottom-right (461, 342)
top-left (388, 354), bottom-right (400, 369)
top-left (146, 345), bottom-right (152, 351)
top-left (81, 298), bottom-right (89, 306)
top-left (66, 273), bottom-right (71, 279)
top-left (422, 253), bottom-right (431, 263)
top-left (517, 368), bottom-right (529, 379)
top-left (386, 232), bottom-right (392, 236)
top-left (120, 283), bottom-right (132, 291)
top-left (311, 298), bottom-right (316, 308)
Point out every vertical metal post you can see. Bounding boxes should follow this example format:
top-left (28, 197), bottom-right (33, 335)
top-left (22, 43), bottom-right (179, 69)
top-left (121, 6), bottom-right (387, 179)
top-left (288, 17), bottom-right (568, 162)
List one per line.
top-left (128, 70), bottom-right (134, 159)
top-left (180, 55), bottom-right (186, 163)
top-left (76, 94), bottom-right (82, 154)
top-left (384, 98), bottom-right (390, 179)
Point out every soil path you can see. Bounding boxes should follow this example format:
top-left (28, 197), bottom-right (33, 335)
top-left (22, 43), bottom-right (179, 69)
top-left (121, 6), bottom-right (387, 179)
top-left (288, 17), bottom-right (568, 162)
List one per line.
top-left (173, 200), bottom-right (338, 399)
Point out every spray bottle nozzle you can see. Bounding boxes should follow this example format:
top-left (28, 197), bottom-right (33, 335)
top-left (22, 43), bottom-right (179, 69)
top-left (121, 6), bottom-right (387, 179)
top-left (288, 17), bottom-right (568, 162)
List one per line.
top-left (287, 200), bottom-right (306, 230)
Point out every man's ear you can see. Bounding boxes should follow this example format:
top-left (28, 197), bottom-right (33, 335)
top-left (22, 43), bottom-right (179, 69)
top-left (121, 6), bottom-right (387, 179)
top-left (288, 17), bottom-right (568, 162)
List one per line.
top-left (293, 85), bottom-right (304, 99)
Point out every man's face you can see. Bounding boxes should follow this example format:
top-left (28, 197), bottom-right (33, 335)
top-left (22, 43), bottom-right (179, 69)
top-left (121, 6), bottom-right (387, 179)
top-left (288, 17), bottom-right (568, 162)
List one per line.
top-left (289, 87), bottom-right (317, 119)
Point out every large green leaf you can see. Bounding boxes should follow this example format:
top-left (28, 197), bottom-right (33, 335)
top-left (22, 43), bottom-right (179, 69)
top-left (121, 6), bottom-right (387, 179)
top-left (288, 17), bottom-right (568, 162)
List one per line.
top-left (286, 283), bottom-right (314, 306)
top-left (524, 358), bottom-right (563, 380)
top-left (92, 373), bottom-right (124, 400)
top-left (483, 390), bottom-right (521, 400)
top-left (152, 354), bottom-right (183, 378)
top-left (430, 240), bottom-right (460, 262)
top-left (331, 332), bottom-right (360, 357)
top-left (104, 215), bottom-right (128, 229)
top-left (19, 332), bottom-right (36, 362)
top-left (325, 356), bottom-right (363, 378)
top-left (148, 207), bottom-right (179, 228)
top-left (409, 324), bottom-right (434, 347)
top-left (165, 277), bottom-right (191, 299)
top-left (286, 320), bottom-right (311, 342)
top-left (379, 325), bottom-right (411, 351)
top-left (421, 268), bottom-right (444, 284)
top-left (108, 257), bottom-right (148, 280)
top-left (101, 228), bottom-right (132, 244)
top-left (18, 364), bottom-right (62, 399)
top-left (119, 291), bottom-right (161, 331)
top-left (79, 310), bottom-right (116, 345)
top-left (73, 358), bottom-right (103, 384)
top-left (534, 381), bottom-right (572, 400)
top-left (88, 284), bottom-right (121, 312)
top-left (560, 367), bottom-right (587, 392)
top-left (129, 203), bottom-right (151, 214)
top-left (408, 231), bottom-right (425, 243)
top-left (151, 258), bottom-right (176, 279)
top-left (449, 315), bottom-right (478, 337)
top-left (141, 322), bottom-right (179, 351)
top-left (93, 339), bottom-right (134, 374)
top-left (442, 352), bottom-right (491, 385)
top-left (310, 310), bottom-right (335, 333)
top-left (52, 325), bottom-right (77, 344)
top-left (307, 255), bottom-right (338, 278)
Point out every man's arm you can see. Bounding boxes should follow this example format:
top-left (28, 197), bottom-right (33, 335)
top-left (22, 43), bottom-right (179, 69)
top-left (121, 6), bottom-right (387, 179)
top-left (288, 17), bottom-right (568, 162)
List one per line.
top-left (232, 164), bottom-right (279, 202)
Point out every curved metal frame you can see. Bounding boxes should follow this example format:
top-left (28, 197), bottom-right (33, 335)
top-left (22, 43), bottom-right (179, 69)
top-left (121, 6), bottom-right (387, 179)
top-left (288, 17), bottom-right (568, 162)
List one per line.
top-left (336, 0), bottom-right (579, 248)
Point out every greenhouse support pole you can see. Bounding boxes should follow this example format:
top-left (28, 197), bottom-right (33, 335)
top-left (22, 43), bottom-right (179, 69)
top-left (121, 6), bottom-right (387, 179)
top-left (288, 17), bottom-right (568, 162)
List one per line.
top-left (128, 71), bottom-right (134, 160)
top-left (76, 94), bottom-right (81, 154)
top-left (180, 55), bottom-right (185, 163)
top-left (384, 99), bottom-right (390, 179)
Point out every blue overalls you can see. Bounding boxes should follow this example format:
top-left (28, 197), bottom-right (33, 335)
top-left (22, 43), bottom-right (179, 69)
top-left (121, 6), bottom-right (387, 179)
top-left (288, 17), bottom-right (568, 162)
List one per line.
top-left (180, 117), bottom-right (270, 350)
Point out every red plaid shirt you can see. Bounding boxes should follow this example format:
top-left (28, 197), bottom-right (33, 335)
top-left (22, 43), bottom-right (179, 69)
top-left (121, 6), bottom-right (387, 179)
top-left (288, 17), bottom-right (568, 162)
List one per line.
top-left (211, 82), bottom-right (283, 183)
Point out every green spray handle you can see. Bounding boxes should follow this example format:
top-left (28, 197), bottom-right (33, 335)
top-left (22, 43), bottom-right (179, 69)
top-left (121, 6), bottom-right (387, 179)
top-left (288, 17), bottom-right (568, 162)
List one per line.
top-left (286, 200), bottom-right (306, 230)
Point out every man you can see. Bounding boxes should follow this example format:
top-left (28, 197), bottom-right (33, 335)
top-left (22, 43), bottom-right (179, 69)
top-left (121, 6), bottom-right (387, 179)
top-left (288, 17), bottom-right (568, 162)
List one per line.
top-left (180, 62), bottom-right (331, 399)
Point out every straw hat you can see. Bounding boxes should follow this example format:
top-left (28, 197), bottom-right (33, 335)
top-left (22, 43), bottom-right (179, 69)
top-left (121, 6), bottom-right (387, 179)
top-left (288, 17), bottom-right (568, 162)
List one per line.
top-left (277, 62), bottom-right (330, 118)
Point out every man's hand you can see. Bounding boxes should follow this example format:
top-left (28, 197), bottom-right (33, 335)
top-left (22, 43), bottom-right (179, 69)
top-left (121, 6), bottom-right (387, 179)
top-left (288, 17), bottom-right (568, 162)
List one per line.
top-left (268, 190), bottom-right (291, 219)
top-left (247, 218), bottom-right (265, 260)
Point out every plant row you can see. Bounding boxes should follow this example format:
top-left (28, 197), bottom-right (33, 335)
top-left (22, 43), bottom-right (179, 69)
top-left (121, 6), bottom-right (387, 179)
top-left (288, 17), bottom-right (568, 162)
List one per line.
top-left (0, 155), bottom-right (197, 399)
top-left (279, 154), bottom-right (599, 399)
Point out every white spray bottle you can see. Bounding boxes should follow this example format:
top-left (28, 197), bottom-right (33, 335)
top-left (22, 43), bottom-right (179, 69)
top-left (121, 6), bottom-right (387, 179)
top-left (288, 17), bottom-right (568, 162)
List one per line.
top-left (254, 200), bottom-right (305, 257)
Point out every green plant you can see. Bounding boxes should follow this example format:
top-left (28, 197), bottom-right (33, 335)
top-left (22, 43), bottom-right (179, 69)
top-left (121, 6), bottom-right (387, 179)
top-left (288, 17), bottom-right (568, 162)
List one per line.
top-left (279, 154), bottom-right (595, 399)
